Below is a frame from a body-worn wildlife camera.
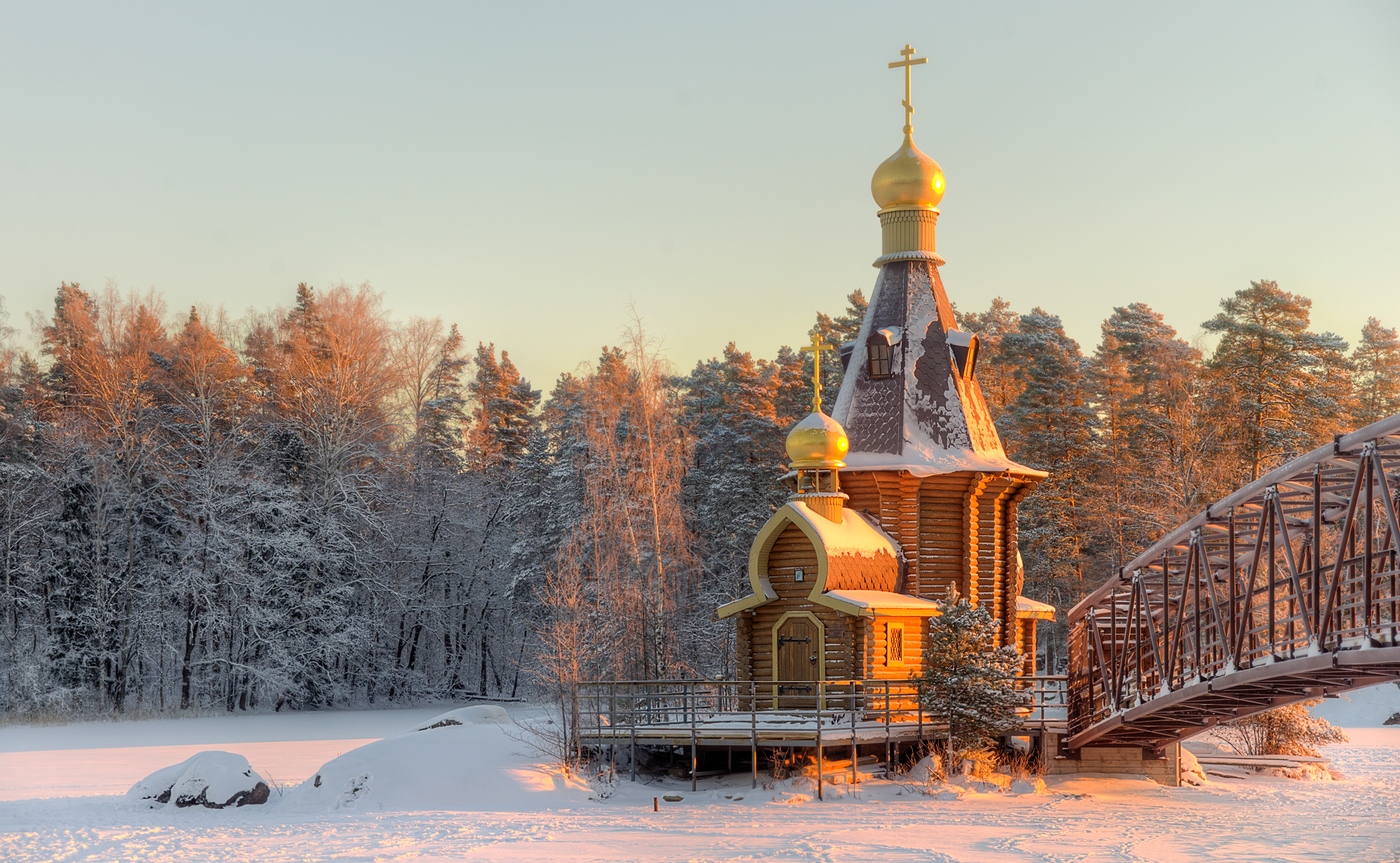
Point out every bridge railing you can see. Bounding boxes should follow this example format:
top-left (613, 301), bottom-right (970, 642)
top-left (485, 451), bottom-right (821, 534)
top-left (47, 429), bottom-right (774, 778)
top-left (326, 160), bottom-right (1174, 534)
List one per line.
top-left (1067, 414), bottom-right (1400, 735)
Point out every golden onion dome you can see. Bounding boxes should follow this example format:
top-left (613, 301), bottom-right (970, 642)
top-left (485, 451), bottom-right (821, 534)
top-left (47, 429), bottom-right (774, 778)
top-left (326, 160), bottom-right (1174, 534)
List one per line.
top-left (871, 132), bottom-right (945, 211)
top-left (785, 410), bottom-right (850, 470)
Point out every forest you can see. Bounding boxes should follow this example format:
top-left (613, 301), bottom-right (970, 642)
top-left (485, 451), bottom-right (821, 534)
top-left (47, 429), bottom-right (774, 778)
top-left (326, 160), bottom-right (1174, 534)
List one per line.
top-left (0, 278), bottom-right (1397, 716)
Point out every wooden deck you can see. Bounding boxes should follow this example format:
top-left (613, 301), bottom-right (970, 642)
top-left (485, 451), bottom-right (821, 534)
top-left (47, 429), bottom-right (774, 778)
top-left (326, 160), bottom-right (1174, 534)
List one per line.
top-left (573, 678), bottom-right (1067, 757)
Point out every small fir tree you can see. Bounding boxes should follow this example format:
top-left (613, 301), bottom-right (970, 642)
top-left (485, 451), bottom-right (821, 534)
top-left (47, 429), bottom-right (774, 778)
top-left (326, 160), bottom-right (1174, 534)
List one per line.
top-left (917, 596), bottom-right (1029, 767)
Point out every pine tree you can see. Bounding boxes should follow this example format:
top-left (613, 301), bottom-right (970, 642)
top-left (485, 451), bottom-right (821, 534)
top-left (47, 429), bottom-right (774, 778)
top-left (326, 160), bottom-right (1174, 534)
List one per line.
top-left (998, 309), bottom-right (1100, 650)
top-left (917, 598), bottom-right (1028, 759)
top-left (1203, 280), bottom-right (1354, 483)
top-left (412, 324), bottom-right (470, 469)
top-left (1352, 317), bottom-right (1400, 426)
top-left (957, 297), bottom-right (1022, 417)
top-left (466, 343), bottom-right (540, 470)
top-left (1092, 304), bottom-right (1219, 566)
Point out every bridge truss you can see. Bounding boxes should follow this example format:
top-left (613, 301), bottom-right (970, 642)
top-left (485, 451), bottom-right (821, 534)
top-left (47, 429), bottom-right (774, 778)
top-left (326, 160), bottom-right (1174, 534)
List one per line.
top-left (1067, 415), bottom-right (1400, 750)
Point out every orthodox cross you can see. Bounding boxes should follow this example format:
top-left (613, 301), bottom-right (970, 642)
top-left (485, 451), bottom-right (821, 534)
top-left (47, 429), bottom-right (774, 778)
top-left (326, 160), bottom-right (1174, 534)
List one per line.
top-left (888, 44), bottom-right (927, 135)
top-left (801, 332), bottom-right (836, 413)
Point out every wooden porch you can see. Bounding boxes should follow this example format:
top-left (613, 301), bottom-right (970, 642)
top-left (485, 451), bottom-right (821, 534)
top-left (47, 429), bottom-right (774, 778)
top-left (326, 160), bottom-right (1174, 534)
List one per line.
top-left (572, 676), bottom-right (1068, 795)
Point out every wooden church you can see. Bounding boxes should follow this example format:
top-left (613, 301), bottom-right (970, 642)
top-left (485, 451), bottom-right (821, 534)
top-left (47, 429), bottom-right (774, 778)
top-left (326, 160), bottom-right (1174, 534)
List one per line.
top-left (719, 46), bottom-right (1054, 701)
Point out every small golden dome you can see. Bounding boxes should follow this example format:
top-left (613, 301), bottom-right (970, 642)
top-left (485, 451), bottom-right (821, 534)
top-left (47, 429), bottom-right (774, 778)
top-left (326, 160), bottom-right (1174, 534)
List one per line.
top-left (871, 132), bottom-right (945, 211)
top-left (786, 410), bottom-right (849, 470)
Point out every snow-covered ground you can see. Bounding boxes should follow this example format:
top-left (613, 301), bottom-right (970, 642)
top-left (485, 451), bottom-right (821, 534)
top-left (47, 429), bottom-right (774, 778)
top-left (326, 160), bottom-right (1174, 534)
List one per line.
top-left (1, 689), bottom-right (1398, 863)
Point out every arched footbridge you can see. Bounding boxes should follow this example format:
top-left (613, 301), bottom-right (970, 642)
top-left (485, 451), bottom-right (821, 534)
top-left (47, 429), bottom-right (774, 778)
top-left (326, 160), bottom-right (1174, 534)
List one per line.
top-left (1067, 414), bottom-right (1400, 751)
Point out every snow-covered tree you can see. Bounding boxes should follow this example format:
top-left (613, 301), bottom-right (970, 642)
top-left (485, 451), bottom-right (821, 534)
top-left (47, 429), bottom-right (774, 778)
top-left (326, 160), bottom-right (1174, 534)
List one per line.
top-left (1352, 317), bottom-right (1400, 427)
top-left (957, 297), bottom-right (1022, 418)
top-left (917, 598), bottom-right (1028, 760)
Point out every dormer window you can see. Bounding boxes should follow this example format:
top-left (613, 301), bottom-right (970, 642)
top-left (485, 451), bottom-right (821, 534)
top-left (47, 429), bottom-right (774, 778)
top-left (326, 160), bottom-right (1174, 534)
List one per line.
top-left (866, 326), bottom-right (902, 380)
top-left (947, 330), bottom-right (979, 380)
top-left (868, 340), bottom-right (891, 378)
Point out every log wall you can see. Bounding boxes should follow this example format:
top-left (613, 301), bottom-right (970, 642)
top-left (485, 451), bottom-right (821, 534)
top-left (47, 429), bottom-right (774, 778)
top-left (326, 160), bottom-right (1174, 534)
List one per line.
top-left (842, 469), bottom-right (1039, 651)
top-left (749, 523), bottom-right (854, 683)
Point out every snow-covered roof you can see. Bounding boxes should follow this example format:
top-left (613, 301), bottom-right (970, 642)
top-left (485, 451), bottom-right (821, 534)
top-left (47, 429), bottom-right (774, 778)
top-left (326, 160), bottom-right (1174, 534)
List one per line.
top-left (824, 589), bottom-right (942, 616)
top-left (831, 260), bottom-right (1046, 480)
top-left (1016, 595), bottom-right (1056, 620)
top-left (786, 500), bottom-right (898, 560)
top-left (718, 500), bottom-right (903, 618)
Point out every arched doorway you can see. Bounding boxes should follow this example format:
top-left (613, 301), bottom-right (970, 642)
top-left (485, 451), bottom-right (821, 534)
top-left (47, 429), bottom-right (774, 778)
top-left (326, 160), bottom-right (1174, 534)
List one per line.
top-left (773, 612), bottom-right (824, 709)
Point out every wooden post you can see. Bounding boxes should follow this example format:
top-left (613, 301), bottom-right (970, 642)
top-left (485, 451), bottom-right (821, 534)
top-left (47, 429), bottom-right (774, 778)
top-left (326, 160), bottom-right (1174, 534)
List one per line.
top-left (815, 697), bottom-right (823, 801)
top-left (750, 680), bottom-right (758, 790)
top-left (690, 699), bottom-right (698, 793)
top-left (850, 682), bottom-right (859, 785)
top-left (884, 679), bottom-right (892, 778)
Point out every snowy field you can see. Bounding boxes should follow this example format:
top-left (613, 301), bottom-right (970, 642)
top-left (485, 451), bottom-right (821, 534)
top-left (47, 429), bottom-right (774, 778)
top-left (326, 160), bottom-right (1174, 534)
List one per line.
top-left (1, 689), bottom-right (1399, 863)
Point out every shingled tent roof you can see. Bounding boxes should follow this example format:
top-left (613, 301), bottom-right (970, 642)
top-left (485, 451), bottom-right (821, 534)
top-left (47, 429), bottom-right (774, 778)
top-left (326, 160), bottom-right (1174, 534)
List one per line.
top-left (830, 259), bottom-right (1045, 478)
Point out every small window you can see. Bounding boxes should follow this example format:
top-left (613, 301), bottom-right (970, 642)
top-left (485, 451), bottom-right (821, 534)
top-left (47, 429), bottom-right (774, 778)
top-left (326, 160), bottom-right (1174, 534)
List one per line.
top-left (868, 340), bottom-right (892, 379)
top-left (794, 568), bottom-right (805, 582)
top-left (947, 330), bottom-right (979, 380)
top-left (886, 623), bottom-right (905, 666)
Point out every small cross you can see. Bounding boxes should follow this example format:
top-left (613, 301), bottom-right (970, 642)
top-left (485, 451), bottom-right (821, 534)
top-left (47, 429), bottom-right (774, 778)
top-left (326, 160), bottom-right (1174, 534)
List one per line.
top-left (888, 44), bottom-right (928, 135)
top-left (800, 332), bottom-right (836, 413)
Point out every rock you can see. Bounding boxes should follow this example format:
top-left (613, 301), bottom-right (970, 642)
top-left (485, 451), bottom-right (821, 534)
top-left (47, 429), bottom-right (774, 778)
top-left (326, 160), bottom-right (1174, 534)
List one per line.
top-left (128, 751), bottom-right (271, 810)
top-left (1383, 712), bottom-right (1400, 726)
top-left (662, 794), bottom-right (684, 802)
top-left (904, 755), bottom-right (942, 785)
top-left (1178, 748), bottom-right (1209, 786)
top-left (415, 704), bottom-right (512, 731)
top-left (1009, 777), bottom-right (1047, 795)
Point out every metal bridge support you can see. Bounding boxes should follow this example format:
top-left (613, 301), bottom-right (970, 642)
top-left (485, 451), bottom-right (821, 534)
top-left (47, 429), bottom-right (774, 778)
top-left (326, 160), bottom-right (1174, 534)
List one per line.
top-left (1065, 414), bottom-right (1400, 754)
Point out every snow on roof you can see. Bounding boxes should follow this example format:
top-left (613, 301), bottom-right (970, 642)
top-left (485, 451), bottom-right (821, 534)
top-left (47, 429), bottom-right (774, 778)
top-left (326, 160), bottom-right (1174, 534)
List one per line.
top-left (825, 589), bottom-right (942, 616)
top-left (831, 260), bottom-right (1047, 480)
top-left (842, 449), bottom-right (1043, 478)
top-left (787, 499), bottom-right (899, 561)
top-left (1016, 596), bottom-right (1056, 620)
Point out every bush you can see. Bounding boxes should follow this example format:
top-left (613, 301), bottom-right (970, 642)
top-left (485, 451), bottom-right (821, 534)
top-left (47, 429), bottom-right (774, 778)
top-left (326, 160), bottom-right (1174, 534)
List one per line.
top-left (1215, 699), bottom-right (1348, 757)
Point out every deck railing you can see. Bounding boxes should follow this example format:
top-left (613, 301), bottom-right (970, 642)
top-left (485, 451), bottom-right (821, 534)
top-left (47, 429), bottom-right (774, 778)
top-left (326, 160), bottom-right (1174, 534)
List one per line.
top-left (569, 675), bottom-right (1067, 796)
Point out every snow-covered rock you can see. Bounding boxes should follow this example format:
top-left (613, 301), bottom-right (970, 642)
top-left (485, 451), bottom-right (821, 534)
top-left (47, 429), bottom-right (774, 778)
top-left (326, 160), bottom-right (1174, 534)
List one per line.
top-left (281, 710), bottom-right (591, 812)
top-left (1009, 777), bottom-right (1047, 795)
top-left (127, 751), bottom-right (270, 809)
top-left (414, 704), bottom-right (512, 731)
top-left (903, 754), bottom-right (942, 785)
top-left (1178, 748), bottom-right (1208, 786)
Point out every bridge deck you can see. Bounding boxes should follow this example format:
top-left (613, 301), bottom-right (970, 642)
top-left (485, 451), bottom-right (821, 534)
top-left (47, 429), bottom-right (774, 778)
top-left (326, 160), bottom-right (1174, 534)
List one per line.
top-left (1065, 413), bottom-right (1400, 751)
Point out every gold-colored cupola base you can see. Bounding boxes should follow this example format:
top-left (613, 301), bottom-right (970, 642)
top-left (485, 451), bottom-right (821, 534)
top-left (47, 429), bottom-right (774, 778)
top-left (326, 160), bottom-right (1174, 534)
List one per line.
top-left (873, 207), bottom-right (944, 267)
top-left (795, 491), bottom-right (848, 523)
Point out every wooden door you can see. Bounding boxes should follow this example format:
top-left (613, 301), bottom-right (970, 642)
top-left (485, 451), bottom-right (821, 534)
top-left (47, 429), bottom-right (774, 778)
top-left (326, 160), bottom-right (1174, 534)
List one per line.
top-left (775, 617), bottom-right (821, 709)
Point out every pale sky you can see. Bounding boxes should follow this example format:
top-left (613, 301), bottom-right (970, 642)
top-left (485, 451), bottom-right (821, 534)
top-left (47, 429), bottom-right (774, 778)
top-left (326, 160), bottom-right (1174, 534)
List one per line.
top-left (2, 2), bottom-right (1397, 389)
